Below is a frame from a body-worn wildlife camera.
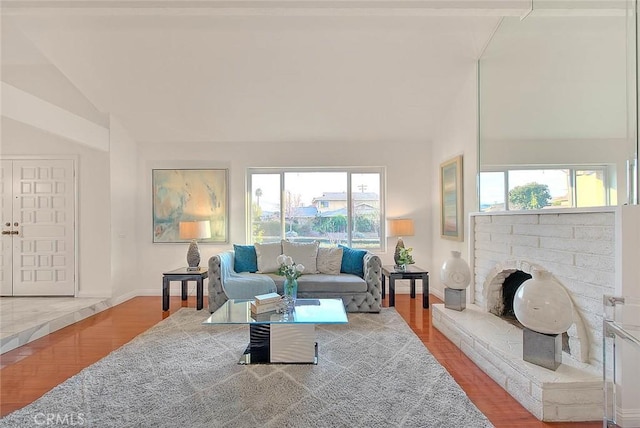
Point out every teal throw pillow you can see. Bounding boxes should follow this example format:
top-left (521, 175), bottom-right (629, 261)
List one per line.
top-left (234, 245), bottom-right (258, 273)
top-left (339, 245), bottom-right (366, 278)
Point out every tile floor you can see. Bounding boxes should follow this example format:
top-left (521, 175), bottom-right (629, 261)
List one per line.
top-left (0, 297), bottom-right (110, 354)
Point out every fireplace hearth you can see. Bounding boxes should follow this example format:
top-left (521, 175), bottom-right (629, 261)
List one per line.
top-left (432, 303), bottom-right (602, 421)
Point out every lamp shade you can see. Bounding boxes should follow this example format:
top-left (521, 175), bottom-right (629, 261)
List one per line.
top-left (389, 219), bottom-right (414, 237)
top-left (179, 220), bottom-right (211, 240)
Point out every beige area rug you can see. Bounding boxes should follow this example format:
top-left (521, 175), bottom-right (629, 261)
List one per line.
top-left (1, 308), bottom-right (493, 427)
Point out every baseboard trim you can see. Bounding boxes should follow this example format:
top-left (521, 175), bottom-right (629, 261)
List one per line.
top-left (110, 291), bottom-right (137, 307)
top-left (76, 291), bottom-right (111, 299)
top-left (430, 287), bottom-right (444, 300)
top-left (615, 407), bottom-right (640, 427)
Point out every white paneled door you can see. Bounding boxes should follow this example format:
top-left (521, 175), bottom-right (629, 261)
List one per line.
top-left (0, 159), bottom-right (76, 296)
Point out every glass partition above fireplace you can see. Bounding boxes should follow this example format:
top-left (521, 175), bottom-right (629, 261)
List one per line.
top-left (478, 3), bottom-right (638, 210)
top-left (479, 166), bottom-right (612, 211)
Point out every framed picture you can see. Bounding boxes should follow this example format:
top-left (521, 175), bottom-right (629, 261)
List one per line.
top-left (440, 155), bottom-right (463, 241)
top-left (152, 169), bottom-right (228, 243)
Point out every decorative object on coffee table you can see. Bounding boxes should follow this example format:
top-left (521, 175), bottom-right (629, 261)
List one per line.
top-left (250, 292), bottom-right (283, 314)
top-left (440, 250), bottom-right (471, 311)
top-left (179, 220), bottom-right (211, 271)
top-left (388, 218), bottom-right (414, 267)
top-left (282, 278), bottom-right (298, 310)
top-left (513, 268), bottom-right (573, 370)
top-left (276, 254), bottom-right (304, 311)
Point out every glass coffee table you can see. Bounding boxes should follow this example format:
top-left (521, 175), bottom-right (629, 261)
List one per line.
top-left (203, 298), bottom-right (348, 364)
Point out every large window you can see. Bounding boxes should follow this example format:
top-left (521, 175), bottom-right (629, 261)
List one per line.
top-left (480, 166), bottom-right (611, 212)
top-left (248, 168), bottom-right (384, 249)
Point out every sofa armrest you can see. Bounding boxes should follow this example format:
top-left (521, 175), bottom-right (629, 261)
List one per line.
top-left (208, 253), bottom-right (229, 312)
top-left (362, 252), bottom-right (382, 311)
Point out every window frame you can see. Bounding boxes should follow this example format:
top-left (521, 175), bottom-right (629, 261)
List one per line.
top-left (247, 167), bottom-right (386, 249)
top-left (479, 164), bottom-right (611, 211)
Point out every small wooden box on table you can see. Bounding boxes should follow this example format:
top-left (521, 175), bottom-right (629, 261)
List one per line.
top-left (162, 267), bottom-right (208, 311)
top-left (381, 265), bottom-right (429, 308)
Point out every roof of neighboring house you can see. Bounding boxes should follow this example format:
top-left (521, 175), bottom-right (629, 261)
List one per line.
top-left (312, 192), bottom-right (378, 202)
top-left (311, 203), bottom-right (379, 218)
top-left (317, 208), bottom-right (347, 217)
top-left (288, 206), bottom-right (318, 218)
top-left (355, 203), bottom-right (378, 212)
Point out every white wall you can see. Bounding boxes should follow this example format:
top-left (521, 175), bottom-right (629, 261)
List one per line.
top-left (1, 20), bottom-right (108, 127)
top-left (135, 140), bottom-right (432, 295)
top-left (429, 62), bottom-right (479, 299)
top-left (109, 116), bottom-right (139, 303)
top-left (1, 117), bottom-right (112, 297)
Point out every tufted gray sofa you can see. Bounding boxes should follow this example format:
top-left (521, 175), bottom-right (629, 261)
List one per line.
top-left (208, 251), bottom-right (382, 313)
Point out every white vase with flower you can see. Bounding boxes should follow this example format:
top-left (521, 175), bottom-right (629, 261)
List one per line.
top-left (276, 254), bottom-right (305, 310)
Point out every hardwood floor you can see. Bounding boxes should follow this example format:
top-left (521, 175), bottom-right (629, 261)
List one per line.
top-left (0, 294), bottom-right (601, 427)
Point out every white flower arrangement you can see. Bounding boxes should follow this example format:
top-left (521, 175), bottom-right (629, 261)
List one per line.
top-left (276, 254), bottom-right (305, 280)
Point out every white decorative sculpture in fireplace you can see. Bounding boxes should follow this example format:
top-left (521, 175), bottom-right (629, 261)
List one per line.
top-left (480, 259), bottom-right (590, 364)
top-left (514, 268), bottom-right (574, 370)
top-left (513, 268), bottom-right (573, 334)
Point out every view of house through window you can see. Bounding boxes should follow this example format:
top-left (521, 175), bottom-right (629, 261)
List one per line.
top-left (480, 167), bottom-right (610, 212)
top-left (249, 169), bottom-right (384, 249)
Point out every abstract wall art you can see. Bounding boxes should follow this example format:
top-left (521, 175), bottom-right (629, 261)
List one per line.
top-left (152, 169), bottom-right (228, 243)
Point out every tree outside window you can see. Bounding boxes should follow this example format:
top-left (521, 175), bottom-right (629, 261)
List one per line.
top-left (508, 182), bottom-right (552, 210)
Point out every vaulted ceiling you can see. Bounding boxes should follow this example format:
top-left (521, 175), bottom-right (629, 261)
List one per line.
top-left (0, 0), bottom-right (623, 144)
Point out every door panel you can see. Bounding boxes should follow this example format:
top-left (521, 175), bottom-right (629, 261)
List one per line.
top-left (12, 160), bottom-right (75, 296)
top-left (1, 160), bottom-right (13, 295)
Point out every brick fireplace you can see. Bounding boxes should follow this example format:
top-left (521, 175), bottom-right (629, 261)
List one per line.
top-left (432, 208), bottom-right (616, 421)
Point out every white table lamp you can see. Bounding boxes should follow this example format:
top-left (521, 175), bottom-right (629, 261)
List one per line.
top-left (388, 218), bottom-right (414, 266)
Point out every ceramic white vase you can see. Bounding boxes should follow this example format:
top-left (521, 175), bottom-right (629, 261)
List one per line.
top-left (440, 251), bottom-right (471, 290)
top-left (513, 269), bottom-right (573, 335)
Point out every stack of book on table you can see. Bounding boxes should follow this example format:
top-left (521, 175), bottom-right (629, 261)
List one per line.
top-left (250, 292), bottom-right (283, 314)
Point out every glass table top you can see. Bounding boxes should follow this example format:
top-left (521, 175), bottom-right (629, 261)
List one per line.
top-left (203, 298), bottom-right (348, 325)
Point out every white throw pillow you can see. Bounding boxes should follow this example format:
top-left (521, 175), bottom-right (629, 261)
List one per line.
top-left (255, 242), bottom-right (283, 273)
top-left (281, 240), bottom-right (319, 274)
top-left (317, 247), bottom-right (343, 275)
